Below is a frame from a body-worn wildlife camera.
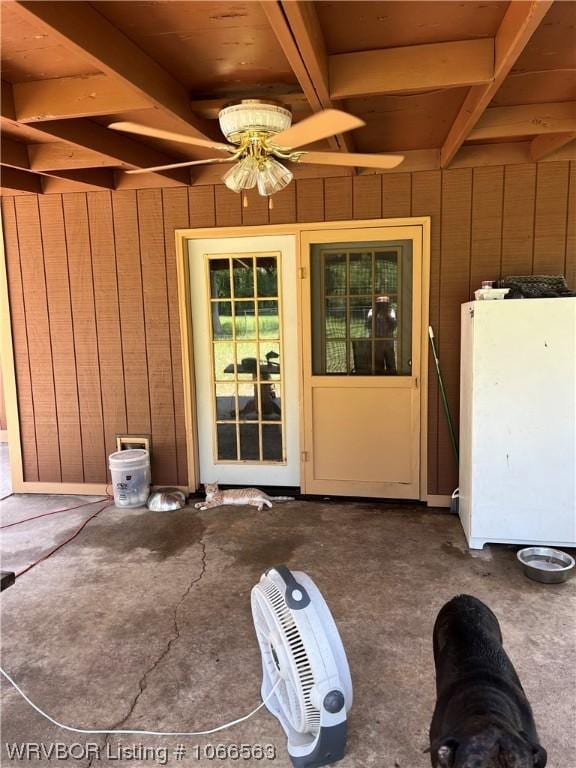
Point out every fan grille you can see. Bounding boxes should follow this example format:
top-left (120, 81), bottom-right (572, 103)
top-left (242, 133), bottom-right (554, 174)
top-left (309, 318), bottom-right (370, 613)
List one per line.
top-left (261, 579), bottom-right (321, 733)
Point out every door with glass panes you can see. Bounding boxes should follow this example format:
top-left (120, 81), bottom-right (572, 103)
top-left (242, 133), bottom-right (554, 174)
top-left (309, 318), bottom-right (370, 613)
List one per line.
top-left (189, 235), bottom-right (299, 486)
top-left (300, 226), bottom-right (423, 498)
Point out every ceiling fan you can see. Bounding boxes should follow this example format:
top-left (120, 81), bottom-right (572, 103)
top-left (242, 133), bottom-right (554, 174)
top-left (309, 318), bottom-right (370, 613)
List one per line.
top-left (109, 100), bottom-right (404, 196)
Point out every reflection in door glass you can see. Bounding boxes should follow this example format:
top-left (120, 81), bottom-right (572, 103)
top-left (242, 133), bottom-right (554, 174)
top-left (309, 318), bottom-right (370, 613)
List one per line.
top-left (207, 253), bottom-right (286, 463)
top-left (233, 258), bottom-right (254, 297)
top-left (310, 242), bottom-right (412, 375)
top-left (239, 423), bottom-right (259, 460)
top-left (216, 424), bottom-right (237, 460)
top-left (262, 425), bottom-right (283, 461)
top-left (209, 259), bottom-right (231, 298)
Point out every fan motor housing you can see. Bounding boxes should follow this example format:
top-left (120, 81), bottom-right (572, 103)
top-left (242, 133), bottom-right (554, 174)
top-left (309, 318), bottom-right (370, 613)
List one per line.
top-left (218, 100), bottom-right (292, 143)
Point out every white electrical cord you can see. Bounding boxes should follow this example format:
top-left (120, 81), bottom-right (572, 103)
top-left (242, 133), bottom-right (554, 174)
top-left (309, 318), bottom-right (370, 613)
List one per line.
top-left (0, 666), bottom-right (280, 736)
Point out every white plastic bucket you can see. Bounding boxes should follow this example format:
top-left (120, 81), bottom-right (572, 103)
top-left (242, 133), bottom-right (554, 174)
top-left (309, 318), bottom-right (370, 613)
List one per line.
top-left (108, 449), bottom-right (151, 508)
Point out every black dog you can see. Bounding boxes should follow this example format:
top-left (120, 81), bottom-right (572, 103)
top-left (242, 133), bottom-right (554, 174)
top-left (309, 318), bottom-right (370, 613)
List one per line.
top-left (429, 595), bottom-right (547, 768)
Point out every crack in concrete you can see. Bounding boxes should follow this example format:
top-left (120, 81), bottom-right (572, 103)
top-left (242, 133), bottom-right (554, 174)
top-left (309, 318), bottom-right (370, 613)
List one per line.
top-left (86, 538), bottom-right (208, 767)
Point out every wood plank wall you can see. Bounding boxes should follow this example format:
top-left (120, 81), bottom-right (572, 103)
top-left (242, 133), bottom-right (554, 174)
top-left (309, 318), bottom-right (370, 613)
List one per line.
top-left (2, 160), bottom-right (575, 494)
top-left (0, 353), bottom-right (6, 432)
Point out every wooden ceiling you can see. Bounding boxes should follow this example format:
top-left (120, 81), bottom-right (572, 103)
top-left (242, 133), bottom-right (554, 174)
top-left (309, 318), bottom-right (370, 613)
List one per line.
top-left (1, 0), bottom-right (575, 195)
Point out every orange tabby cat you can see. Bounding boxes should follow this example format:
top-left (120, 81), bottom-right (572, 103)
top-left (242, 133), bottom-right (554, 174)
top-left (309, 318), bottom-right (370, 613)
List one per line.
top-left (194, 482), bottom-right (294, 512)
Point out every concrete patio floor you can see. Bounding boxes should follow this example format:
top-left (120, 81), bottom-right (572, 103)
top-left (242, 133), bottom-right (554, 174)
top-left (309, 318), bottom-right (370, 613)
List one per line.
top-left (1, 493), bottom-right (574, 768)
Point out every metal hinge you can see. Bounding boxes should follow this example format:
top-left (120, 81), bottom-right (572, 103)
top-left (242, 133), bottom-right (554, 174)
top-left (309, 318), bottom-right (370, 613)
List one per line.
top-left (414, 377), bottom-right (419, 389)
top-left (298, 266), bottom-right (306, 279)
top-left (301, 451), bottom-right (309, 462)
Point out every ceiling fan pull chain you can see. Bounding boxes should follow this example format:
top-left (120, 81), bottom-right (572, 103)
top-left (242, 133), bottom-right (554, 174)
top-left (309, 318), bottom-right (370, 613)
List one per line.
top-left (268, 197), bottom-right (274, 211)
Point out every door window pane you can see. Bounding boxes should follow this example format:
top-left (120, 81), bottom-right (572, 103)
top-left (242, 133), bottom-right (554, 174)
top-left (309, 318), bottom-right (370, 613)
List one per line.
top-left (208, 252), bottom-right (286, 464)
top-left (262, 425), bottom-right (283, 461)
top-left (256, 256), bottom-right (278, 297)
top-left (349, 252), bottom-right (372, 294)
top-left (325, 298), bottom-right (346, 338)
top-left (350, 297), bottom-right (371, 338)
top-left (213, 343), bottom-right (235, 381)
top-left (375, 251), bottom-right (398, 293)
top-left (211, 301), bottom-right (232, 339)
top-left (209, 259), bottom-right (230, 299)
top-left (324, 253), bottom-right (347, 294)
top-left (233, 257), bottom-right (254, 297)
top-left (209, 259), bottom-right (231, 298)
top-left (215, 383), bottom-right (236, 420)
top-left (258, 300), bottom-right (279, 338)
top-left (233, 301), bottom-right (256, 339)
top-left (311, 242), bottom-right (412, 376)
top-left (325, 340), bottom-right (347, 374)
top-left (217, 424), bottom-right (237, 460)
top-left (236, 382), bottom-right (257, 420)
top-left (239, 424), bottom-right (260, 460)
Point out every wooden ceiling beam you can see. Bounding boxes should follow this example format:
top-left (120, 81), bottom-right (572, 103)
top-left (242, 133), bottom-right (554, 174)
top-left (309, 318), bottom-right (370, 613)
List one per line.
top-left (1, 80), bottom-right (16, 120)
top-left (530, 131), bottom-right (576, 161)
top-left (13, 73), bottom-right (151, 123)
top-left (451, 138), bottom-right (576, 168)
top-left (14, 1), bottom-right (215, 140)
top-left (329, 39), bottom-right (494, 100)
top-left (469, 102), bottom-right (576, 141)
top-left (261, 1), bottom-right (352, 155)
top-left (280, 1), bottom-right (355, 154)
top-left (29, 120), bottom-right (189, 183)
top-left (18, 120), bottom-right (188, 184)
top-left (260, 1), bottom-right (323, 113)
top-left (1, 82), bottom-right (188, 184)
top-left (441, 0), bottom-right (554, 167)
top-left (41, 168), bottom-right (116, 190)
top-left (0, 166), bottom-right (42, 194)
top-left (28, 142), bottom-right (124, 171)
top-left (1, 161), bottom-right (116, 194)
top-left (1, 137), bottom-right (30, 170)
top-left (114, 170), bottom-right (193, 190)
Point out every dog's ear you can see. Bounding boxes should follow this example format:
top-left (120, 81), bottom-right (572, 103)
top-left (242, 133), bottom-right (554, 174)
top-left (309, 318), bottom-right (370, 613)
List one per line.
top-left (532, 745), bottom-right (547, 767)
top-left (519, 731), bottom-right (547, 768)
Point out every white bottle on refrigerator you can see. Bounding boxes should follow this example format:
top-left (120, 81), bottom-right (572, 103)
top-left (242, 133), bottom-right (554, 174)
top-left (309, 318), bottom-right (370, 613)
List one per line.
top-left (459, 298), bottom-right (576, 549)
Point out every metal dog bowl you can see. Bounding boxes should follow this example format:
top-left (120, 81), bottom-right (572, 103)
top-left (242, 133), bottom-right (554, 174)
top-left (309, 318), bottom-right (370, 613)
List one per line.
top-left (517, 547), bottom-right (575, 584)
top-left (147, 488), bottom-right (187, 512)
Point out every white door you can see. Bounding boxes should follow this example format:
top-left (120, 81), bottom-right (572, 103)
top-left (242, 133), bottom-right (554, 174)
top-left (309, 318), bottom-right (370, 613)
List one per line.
top-left (188, 235), bottom-right (299, 486)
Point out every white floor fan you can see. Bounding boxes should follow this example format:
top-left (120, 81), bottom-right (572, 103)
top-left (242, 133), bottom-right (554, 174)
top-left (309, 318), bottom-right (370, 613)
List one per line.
top-left (110, 100), bottom-right (403, 195)
top-left (251, 566), bottom-right (353, 768)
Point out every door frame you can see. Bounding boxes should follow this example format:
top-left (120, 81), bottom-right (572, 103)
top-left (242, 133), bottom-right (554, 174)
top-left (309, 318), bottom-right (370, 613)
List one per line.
top-left (175, 217), bottom-right (430, 498)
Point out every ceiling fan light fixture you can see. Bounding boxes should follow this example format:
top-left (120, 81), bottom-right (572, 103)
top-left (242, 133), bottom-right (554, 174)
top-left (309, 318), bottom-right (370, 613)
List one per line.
top-left (219, 100), bottom-right (292, 144)
top-left (222, 156), bottom-right (258, 193)
top-left (256, 157), bottom-right (293, 197)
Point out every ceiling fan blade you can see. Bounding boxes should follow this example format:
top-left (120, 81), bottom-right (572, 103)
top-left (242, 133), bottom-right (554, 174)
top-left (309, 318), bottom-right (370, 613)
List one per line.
top-left (297, 151), bottom-right (404, 169)
top-left (126, 158), bottom-right (235, 175)
top-left (271, 109), bottom-right (365, 150)
top-left (109, 122), bottom-right (234, 153)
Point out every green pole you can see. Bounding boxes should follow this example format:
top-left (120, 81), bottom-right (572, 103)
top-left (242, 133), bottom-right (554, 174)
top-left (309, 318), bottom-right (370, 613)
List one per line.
top-left (428, 326), bottom-right (459, 464)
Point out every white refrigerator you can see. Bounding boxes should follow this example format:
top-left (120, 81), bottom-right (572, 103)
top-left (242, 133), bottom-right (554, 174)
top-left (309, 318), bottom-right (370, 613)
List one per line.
top-left (459, 297), bottom-right (576, 550)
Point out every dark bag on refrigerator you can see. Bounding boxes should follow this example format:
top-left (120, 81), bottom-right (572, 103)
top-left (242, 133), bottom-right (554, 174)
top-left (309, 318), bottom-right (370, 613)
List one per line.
top-left (499, 274), bottom-right (576, 299)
